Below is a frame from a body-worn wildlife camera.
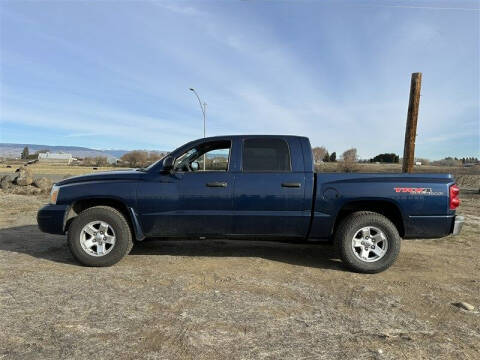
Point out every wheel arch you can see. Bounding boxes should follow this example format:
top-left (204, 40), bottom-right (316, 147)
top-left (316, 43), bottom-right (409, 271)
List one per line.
top-left (332, 199), bottom-right (405, 238)
top-left (65, 197), bottom-right (144, 240)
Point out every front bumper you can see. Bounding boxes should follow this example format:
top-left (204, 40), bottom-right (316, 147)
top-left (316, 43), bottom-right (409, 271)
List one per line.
top-left (451, 215), bottom-right (464, 236)
top-left (37, 204), bottom-right (69, 235)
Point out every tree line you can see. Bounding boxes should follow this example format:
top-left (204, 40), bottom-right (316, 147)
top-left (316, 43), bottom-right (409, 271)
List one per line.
top-left (120, 151), bottom-right (167, 167)
top-left (312, 147), bottom-right (336, 162)
top-left (21, 147), bottom-right (49, 160)
top-left (313, 145), bottom-right (480, 167)
top-left (312, 146), bottom-right (358, 172)
top-left (19, 145), bottom-right (479, 169)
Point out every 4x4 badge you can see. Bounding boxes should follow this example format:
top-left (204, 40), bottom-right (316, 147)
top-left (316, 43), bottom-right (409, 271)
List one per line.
top-left (394, 187), bottom-right (443, 195)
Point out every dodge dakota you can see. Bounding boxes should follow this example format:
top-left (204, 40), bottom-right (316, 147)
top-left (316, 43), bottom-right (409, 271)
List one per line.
top-left (37, 135), bottom-right (464, 273)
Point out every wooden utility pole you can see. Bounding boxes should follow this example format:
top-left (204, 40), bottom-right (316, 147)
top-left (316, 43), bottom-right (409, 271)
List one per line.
top-left (402, 72), bottom-right (422, 173)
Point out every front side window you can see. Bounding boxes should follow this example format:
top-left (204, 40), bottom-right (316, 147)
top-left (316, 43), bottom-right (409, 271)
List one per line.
top-left (174, 140), bottom-right (231, 172)
top-left (242, 138), bottom-right (291, 172)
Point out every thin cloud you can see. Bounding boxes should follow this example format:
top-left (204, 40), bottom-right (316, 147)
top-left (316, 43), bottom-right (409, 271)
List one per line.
top-left (374, 5), bottom-right (479, 11)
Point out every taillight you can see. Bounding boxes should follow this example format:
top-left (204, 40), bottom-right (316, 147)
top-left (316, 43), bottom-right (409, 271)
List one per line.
top-left (449, 184), bottom-right (460, 210)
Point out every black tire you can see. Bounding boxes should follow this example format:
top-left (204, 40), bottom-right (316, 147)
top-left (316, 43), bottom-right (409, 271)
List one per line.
top-left (67, 206), bottom-right (133, 267)
top-left (335, 211), bottom-right (401, 273)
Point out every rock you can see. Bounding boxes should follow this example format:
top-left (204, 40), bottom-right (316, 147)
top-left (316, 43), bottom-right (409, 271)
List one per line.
top-left (14, 167), bottom-right (33, 186)
top-left (1, 174), bottom-right (16, 190)
top-left (1, 174), bottom-right (16, 182)
top-left (33, 177), bottom-right (53, 192)
top-left (453, 302), bottom-right (475, 311)
top-left (11, 185), bottom-right (42, 195)
top-left (1, 178), bottom-right (10, 190)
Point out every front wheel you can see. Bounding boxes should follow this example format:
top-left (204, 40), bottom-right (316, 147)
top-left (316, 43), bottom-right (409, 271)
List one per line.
top-left (67, 206), bottom-right (133, 267)
top-left (335, 211), bottom-right (401, 273)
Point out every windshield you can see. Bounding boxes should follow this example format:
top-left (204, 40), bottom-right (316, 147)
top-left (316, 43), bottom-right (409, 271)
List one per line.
top-left (174, 148), bottom-right (198, 170)
top-left (141, 152), bottom-right (168, 171)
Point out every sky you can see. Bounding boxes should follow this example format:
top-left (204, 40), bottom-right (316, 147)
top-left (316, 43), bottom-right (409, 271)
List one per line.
top-left (0, 0), bottom-right (479, 159)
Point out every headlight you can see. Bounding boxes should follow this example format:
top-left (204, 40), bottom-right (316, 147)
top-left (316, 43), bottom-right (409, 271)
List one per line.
top-left (50, 185), bottom-right (60, 204)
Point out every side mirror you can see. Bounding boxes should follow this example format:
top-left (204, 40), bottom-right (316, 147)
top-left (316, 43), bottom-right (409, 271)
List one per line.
top-left (162, 156), bottom-right (174, 173)
top-left (191, 161), bottom-right (199, 171)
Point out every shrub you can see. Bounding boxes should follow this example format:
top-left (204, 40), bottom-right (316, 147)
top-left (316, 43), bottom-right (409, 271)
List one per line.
top-left (338, 148), bottom-right (358, 172)
top-left (370, 153), bottom-right (399, 163)
top-left (120, 151), bottom-right (167, 168)
top-left (431, 157), bottom-right (461, 167)
top-left (83, 156), bottom-right (108, 167)
top-left (312, 146), bottom-right (328, 163)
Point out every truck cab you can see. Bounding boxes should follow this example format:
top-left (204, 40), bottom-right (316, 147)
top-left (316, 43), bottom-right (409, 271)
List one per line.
top-left (137, 135), bottom-right (314, 239)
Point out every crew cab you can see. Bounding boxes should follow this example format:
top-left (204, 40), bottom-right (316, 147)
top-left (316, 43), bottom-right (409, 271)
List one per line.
top-left (37, 135), bottom-right (464, 273)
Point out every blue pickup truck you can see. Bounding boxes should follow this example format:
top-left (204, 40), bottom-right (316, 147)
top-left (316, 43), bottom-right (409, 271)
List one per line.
top-left (37, 135), bottom-right (464, 273)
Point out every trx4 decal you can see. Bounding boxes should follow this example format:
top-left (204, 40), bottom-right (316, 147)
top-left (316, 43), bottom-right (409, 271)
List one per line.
top-left (394, 187), bottom-right (443, 195)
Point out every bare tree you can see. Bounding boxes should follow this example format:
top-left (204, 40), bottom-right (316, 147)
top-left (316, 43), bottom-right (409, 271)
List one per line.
top-left (312, 146), bottom-right (328, 163)
top-left (83, 156), bottom-right (108, 167)
top-left (121, 151), bottom-right (148, 167)
top-left (94, 156), bottom-right (108, 167)
top-left (338, 148), bottom-right (358, 172)
top-left (147, 151), bottom-right (166, 163)
top-left (119, 151), bottom-right (167, 168)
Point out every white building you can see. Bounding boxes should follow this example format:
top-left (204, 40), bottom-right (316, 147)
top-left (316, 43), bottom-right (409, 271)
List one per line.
top-left (38, 152), bottom-right (73, 165)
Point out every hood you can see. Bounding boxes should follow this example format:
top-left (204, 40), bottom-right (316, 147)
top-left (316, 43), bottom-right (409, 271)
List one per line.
top-left (56, 169), bottom-right (144, 186)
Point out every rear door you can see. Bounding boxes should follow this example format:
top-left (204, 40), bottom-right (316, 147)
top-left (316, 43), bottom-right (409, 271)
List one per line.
top-left (232, 137), bottom-right (309, 238)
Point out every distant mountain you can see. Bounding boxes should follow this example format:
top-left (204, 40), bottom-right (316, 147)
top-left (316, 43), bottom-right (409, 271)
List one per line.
top-left (0, 143), bottom-right (154, 160)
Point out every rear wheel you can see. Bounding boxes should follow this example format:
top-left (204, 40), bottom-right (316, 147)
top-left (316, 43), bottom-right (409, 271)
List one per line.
top-left (67, 206), bottom-right (133, 267)
top-left (335, 211), bottom-right (401, 273)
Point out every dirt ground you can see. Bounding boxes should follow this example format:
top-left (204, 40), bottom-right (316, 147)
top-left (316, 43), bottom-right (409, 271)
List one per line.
top-left (0, 190), bottom-right (479, 359)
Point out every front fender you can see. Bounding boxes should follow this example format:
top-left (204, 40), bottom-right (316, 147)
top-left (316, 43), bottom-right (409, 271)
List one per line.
top-left (37, 204), bottom-right (70, 235)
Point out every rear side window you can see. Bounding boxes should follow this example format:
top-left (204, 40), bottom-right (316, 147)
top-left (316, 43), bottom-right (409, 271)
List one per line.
top-left (243, 138), bottom-right (291, 172)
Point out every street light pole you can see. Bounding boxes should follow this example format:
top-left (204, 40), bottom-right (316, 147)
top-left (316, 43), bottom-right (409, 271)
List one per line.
top-left (189, 88), bottom-right (207, 170)
top-left (202, 102), bottom-right (207, 139)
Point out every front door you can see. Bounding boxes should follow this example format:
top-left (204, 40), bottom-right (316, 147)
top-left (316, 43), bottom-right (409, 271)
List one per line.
top-left (172, 140), bottom-right (233, 236)
top-left (137, 140), bottom-right (233, 237)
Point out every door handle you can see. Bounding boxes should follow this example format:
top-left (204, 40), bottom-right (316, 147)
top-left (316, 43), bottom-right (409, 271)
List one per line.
top-left (281, 182), bottom-right (301, 188)
top-left (206, 182), bottom-right (228, 187)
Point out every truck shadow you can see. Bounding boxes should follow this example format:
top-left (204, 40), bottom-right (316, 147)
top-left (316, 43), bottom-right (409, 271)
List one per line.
top-left (0, 225), bottom-right (344, 271)
top-left (131, 238), bottom-right (344, 270)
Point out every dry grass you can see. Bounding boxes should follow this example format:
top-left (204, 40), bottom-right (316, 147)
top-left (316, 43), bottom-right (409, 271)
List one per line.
top-left (0, 163), bottom-right (125, 176)
top-left (316, 162), bottom-right (480, 175)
